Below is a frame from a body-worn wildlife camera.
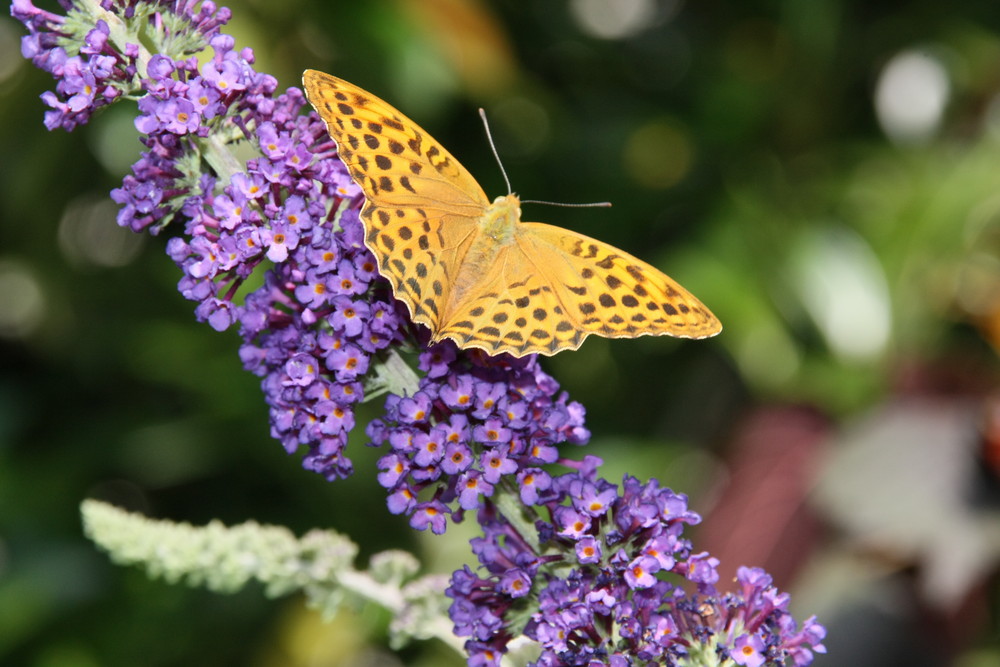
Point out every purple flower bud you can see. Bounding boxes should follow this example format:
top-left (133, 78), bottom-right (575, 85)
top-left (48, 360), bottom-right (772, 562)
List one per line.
top-left (147, 54), bottom-right (175, 80)
top-left (283, 353), bottom-right (318, 386)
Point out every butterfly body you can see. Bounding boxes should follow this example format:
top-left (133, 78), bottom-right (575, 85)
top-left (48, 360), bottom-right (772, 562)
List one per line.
top-left (303, 70), bottom-right (721, 357)
top-left (446, 193), bottom-right (518, 303)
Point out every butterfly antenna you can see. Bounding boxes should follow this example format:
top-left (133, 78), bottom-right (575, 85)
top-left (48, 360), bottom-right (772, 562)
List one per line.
top-left (479, 108), bottom-right (611, 209)
top-left (520, 199), bottom-right (612, 208)
top-left (478, 108), bottom-right (513, 194)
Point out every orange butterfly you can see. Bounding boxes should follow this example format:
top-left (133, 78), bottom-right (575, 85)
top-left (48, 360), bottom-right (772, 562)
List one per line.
top-left (303, 70), bottom-right (721, 357)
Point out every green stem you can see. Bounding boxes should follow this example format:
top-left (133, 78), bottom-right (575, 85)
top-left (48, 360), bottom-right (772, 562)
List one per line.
top-left (88, 3), bottom-right (153, 79)
top-left (334, 570), bottom-right (464, 652)
top-left (494, 484), bottom-right (540, 553)
top-left (201, 132), bottom-right (245, 187)
top-left (366, 348), bottom-right (421, 401)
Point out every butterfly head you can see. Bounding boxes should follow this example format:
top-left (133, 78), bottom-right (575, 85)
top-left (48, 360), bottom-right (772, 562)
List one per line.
top-left (491, 194), bottom-right (521, 213)
top-left (483, 194), bottom-right (523, 242)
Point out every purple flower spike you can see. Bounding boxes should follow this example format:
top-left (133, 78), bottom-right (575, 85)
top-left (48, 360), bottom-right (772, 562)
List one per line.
top-left (13, 3), bottom-right (827, 665)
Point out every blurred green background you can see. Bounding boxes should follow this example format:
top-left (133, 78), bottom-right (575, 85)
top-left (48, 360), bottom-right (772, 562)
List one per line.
top-left (3, 0), bottom-right (1000, 665)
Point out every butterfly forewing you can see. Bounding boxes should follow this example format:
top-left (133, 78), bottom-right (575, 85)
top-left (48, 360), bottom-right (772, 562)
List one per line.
top-left (303, 70), bottom-right (488, 331)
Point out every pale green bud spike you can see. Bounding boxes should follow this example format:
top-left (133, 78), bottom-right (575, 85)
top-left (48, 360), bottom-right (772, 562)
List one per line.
top-left (80, 500), bottom-right (466, 655)
top-left (81, 499), bottom-right (358, 595)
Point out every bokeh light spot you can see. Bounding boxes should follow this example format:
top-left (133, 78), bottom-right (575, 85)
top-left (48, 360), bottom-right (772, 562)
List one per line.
top-left (89, 104), bottom-right (142, 175)
top-left (569, 0), bottom-right (673, 40)
top-left (0, 260), bottom-right (46, 340)
top-left (875, 49), bottom-right (950, 145)
top-left (57, 196), bottom-right (145, 269)
top-left (492, 96), bottom-right (550, 158)
top-left (738, 322), bottom-right (801, 389)
top-left (724, 20), bottom-right (790, 83)
top-left (0, 17), bottom-right (23, 84)
top-left (623, 118), bottom-right (692, 189)
top-left (791, 226), bottom-right (891, 361)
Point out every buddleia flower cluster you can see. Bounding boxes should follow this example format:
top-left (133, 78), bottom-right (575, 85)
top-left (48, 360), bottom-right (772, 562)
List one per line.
top-left (448, 472), bottom-right (826, 666)
top-left (366, 343), bottom-right (590, 534)
top-left (15, 0), bottom-right (407, 479)
top-left (13, 1), bottom-right (827, 664)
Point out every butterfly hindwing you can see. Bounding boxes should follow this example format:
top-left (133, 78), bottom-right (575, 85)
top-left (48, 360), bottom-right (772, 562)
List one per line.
top-left (433, 222), bottom-right (721, 356)
top-left (432, 241), bottom-right (586, 355)
top-left (517, 222), bottom-right (722, 342)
